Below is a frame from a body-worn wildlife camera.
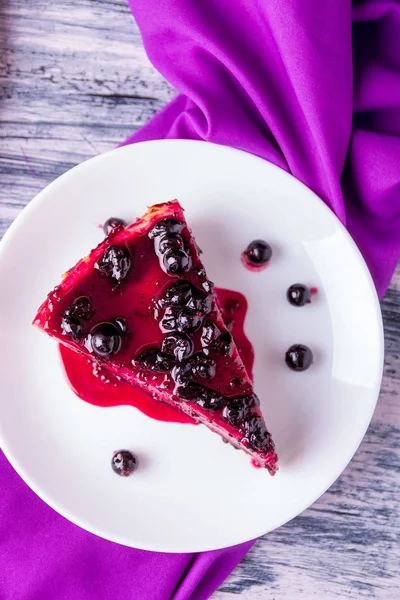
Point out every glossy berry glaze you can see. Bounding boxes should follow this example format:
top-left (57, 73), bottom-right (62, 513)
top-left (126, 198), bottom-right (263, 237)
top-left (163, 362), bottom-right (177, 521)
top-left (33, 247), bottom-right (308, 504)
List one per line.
top-left (33, 201), bottom-right (277, 473)
top-left (60, 287), bottom-right (253, 426)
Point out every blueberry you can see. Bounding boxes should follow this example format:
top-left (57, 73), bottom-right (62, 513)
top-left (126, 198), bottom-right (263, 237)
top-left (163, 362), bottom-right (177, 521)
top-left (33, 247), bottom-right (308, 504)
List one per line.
top-left (201, 321), bottom-right (221, 347)
top-left (250, 428), bottom-right (274, 453)
top-left (160, 280), bottom-right (194, 308)
top-left (196, 388), bottom-right (226, 411)
top-left (204, 331), bottom-right (233, 356)
top-left (191, 353), bottom-right (216, 379)
top-left (244, 240), bottom-right (272, 265)
top-left (61, 314), bottom-right (84, 340)
top-left (216, 332), bottom-right (233, 355)
top-left (103, 217), bottom-right (127, 236)
top-left (223, 395), bottom-right (259, 427)
top-left (111, 450), bottom-right (137, 477)
top-left (172, 362), bottom-right (193, 385)
top-left (159, 306), bottom-right (178, 332)
top-left (136, 348), bottom-right (175, 372)
top-left (200, 294), bottom-right (212, 315)
top-left (158, 283), bottom-right (208, 332)
top-left (159, 305), bottom-right (202, 334)
top-left (224, 404), bottom-right (244, 427)
top-left (287, 284), bottom-right (311, 307)
top-left (162, 333), bottom-right (193, 362)
top-left (162, 249), bottom-right (192, 275)
top-left (185, 294), bottom-right (211, 315)
top-left (149, 219), bottom-right (184, 239)
top-left (197, 268), bottom-right (214, 293)
top-left (176, 308), bottom-right (202, 333)
top-left (242, 415), bottom-right (274, 452)
top-left (175, 381), bottom-right (225, 411)
top-left (285, 344), bottom-right (313, 371)
top-left (66, 296), bottom-right (92, 320)
top-left (155, 234), bottom-right (184, 255)
top-left (159, 281), bottom-right (209, 314)
top-left (176, 382), bottom-right (224, 410)
top-left (97, 245), bottom-right (131, 284)
top-left (89, 322), bottom-right (121, 357)
top-left (175, 382), bottom-right (202, 401)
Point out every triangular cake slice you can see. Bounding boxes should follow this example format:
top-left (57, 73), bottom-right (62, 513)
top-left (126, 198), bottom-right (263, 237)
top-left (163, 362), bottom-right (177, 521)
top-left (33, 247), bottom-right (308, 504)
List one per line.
top-left (33, 201), bottom-right (278, 473)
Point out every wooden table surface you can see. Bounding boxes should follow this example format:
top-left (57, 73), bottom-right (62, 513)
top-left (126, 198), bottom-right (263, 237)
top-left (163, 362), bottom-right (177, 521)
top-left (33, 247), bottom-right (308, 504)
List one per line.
top-left (1, 2), bottom-right (399, 599)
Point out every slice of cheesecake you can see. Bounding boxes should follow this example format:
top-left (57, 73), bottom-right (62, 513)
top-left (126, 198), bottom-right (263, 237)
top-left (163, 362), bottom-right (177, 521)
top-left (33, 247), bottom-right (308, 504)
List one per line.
top-left (33, 201), bottom-right (278, 473)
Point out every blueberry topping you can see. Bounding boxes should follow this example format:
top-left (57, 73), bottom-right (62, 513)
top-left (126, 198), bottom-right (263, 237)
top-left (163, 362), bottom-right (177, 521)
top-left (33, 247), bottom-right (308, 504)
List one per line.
top-left (285, 344), bottom-right (313, 371)
top-left (159, 306), bottom-right (178, 332)
top-left (61, 314), bottom-right (84, 340)
top-left (172, 362), bottom-right (193, 385)
top-left (223, 395), bottom-right (259, 427)
top-left (136, 348), bottom-right (175, 372)
top-left (111, 450), bottom-right (137, 477)
top-left (103, 217), bottom-right (127, 236)
top-left (200, 294), bottom-right (212, 315)
top-left (113, 317), bottom-right (127, 333)
top-left (161, 333), bottom-right (193, 362)
top-left (89, 322), bottom-right (122, 357)
top-left (162, 249), bottom-right (192, 275)
top-left (242, 415), bottom-right (274, 452)
top-left (204, 331), bottom-right (233, 356)
top-left (175, 382), bottom-right (201, 401)
top-left (66, 296), bottom-right (92, 320)
top-left (175, 382), bottom-right (226, 411)
top-left (196, 388), bottom-right (225, 411)
top-left (149, 219), bottom-right (184, 239)
top-left (191, 353), bottom-right (216, 379)
top-left (244, 240), bottom-right (272, 266)
top-left (61, 297), bottom-right (93, 339)
top-left (159, 306), bottom-right (202, 334)
top-left (157, 282), bottom-right (211, 334)
top-left (197, 268), bottom-right (214, 293)
top-left (216, 332), bottom-right (233, 355)
top-left (200, 321), bottom-right (232, 356)
top-left (176, 308), bottom-right (202, 333)
top-left (97, 245), bottom-right (131, 284)
top-left (201, 321), bottom-right (221, 347)
top-left (159, 281), bottom-right (211, 314)
top-left (155, 234), bottom-right (184, 255)
top-left (287, 284), bottom-right (311, 307)
top-left (160, 280), bottom-right (194, 308)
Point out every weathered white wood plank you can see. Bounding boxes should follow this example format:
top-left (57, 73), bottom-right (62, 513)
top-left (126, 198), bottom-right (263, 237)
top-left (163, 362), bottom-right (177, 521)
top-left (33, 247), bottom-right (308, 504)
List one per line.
top-left (1, 1), bottom-right (399, 599)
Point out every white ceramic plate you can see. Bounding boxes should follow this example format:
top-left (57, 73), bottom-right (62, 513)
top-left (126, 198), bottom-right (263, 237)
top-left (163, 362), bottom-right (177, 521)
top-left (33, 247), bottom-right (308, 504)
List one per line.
top-left (0, 141), bottom-right (383, 552)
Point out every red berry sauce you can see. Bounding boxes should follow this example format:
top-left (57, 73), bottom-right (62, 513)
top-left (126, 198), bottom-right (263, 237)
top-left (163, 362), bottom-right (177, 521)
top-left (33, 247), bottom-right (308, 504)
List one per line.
top-left (59, 287), bottom-right (254, 424)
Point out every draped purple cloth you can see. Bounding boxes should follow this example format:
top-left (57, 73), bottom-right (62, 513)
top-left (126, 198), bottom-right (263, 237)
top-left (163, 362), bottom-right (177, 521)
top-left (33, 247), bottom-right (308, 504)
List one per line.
top-left (1, 1), bottom-right (399, 599)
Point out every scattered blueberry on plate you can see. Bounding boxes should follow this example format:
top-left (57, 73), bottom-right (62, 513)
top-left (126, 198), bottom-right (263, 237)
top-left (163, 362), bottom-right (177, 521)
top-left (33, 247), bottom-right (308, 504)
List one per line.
top-left (242, 239), bottom-right (272, 268)
top-left (285, 344), bottom-right (313, 371)
top-left (287, 284), bottom-right (311, 306)
top-left (111, 450), bottom-right (138, 477)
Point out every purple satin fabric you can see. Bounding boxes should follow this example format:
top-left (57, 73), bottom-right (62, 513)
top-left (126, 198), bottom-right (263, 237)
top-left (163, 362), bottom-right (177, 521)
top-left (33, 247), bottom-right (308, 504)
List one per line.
top-left (1, 1), bottom-right (399, 599)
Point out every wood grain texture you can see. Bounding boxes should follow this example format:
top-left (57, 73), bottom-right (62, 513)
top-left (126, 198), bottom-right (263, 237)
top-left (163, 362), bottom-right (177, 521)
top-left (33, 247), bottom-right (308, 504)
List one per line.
top-left (1, 1), bottom-right (399, 599)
